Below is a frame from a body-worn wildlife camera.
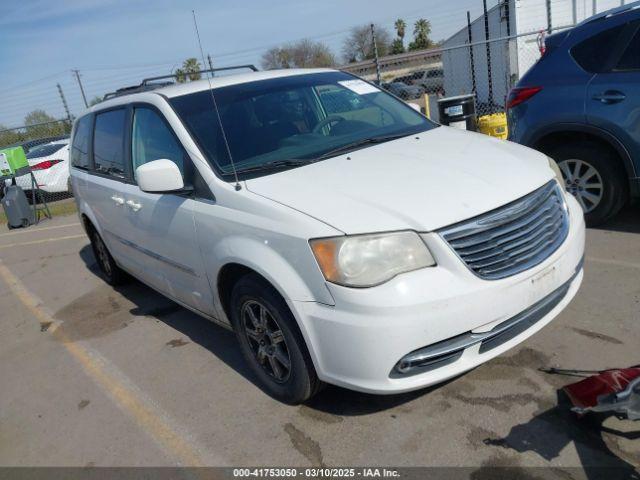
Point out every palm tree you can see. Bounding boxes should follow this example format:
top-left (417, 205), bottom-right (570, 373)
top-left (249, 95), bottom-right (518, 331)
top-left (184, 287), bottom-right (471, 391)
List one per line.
top-left (394, 19), bottom-right (406, 41)
top-left (414, 19), bottom-right (431, 46)
top-left (175, 58), bottom-right (202, 83)
top-left (409, 18), bottom-right (432, 51)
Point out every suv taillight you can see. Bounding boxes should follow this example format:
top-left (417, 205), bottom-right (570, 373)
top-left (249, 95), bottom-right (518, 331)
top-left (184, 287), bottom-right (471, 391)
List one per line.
top-left (506, 86), bottom-right (542, 110)
top-left (32, 159), bottom-right (63, 171)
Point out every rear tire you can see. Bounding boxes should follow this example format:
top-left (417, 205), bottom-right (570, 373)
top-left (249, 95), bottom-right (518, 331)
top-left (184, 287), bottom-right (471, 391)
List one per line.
top-left (89, 228), bottom-right (127, 286)
top-left (546, 142), bottom-right (627, 227)
top-left (229, 273), bottom-right (322, 404)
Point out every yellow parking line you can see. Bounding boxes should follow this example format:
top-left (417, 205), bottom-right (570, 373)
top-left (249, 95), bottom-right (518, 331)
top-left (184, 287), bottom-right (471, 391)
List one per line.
top-left (0, 259), bottom-right (209, 466)
top-left (0, 234), bottom-right (86, 249)
top-left (0, 222), bottom-right (81, 237)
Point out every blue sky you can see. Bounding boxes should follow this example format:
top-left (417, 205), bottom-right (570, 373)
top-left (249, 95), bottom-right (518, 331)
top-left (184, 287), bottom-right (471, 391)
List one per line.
top-left (0, 0), bottom-right (496, 127)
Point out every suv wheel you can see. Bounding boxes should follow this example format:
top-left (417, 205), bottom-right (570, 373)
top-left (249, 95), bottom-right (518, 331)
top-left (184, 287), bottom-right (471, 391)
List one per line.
top-left (229, 274), bottom-right (322, 404)
top-left (89, 229), bottom-right (127, 285)
top-left (547, 143), bottom-right (627, 227)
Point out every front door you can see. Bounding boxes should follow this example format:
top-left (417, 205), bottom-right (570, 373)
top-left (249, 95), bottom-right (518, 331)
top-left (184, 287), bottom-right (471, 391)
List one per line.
top-left (122, 105), bottom-right (214, 315)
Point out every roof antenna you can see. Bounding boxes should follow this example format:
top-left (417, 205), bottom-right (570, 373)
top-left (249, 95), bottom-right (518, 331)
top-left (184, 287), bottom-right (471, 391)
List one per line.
top-left (192, 9), bottom-right (241, 191)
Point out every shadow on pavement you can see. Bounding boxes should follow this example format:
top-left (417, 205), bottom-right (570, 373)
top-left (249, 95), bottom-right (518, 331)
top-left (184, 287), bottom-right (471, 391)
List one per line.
top-left (593, 205), bottom-right (640, 234)
top-left (78, 245), bottom-right (257, 388)
top-left (483, 390), bottom-right (640, 479)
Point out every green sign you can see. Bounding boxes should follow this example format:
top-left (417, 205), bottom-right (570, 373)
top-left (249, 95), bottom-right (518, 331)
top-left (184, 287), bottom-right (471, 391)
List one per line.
top-left (0, 146), bottom-right (29, 175)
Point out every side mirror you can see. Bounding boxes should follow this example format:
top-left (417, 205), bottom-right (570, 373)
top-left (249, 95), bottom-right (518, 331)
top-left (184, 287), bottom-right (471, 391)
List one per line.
top-left (136, 159), bottom-right (184, 193)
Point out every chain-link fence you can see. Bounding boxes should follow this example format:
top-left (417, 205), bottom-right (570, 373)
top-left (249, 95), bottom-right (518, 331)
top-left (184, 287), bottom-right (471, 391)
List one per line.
top-left (342, 29), bottom-right (549, 124)
top-left (1, 119), bottom-right (73, 204)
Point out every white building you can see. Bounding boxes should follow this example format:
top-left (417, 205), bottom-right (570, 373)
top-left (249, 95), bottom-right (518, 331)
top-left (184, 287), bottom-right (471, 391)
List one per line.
top-left (441, 0), bottom-right (634, 111)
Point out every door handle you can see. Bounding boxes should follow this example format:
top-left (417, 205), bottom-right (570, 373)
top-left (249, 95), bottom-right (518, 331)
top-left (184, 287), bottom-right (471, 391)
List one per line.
top-left (126, 200), bottom-right (142, 212)
top-left (111, 195), bottom-right (125, 206)
top-left (592, 91), bottom-right (626, 104)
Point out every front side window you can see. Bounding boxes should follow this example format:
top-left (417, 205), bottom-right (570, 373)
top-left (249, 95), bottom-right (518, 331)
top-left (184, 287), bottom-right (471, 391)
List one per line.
top-left (170, 71), bottom-right (436, 180)
top-left (93, 109), bottom-right (126, 178)
top-left (131, 107), bottom-right (186, 177)
top-left (71, 116), bottom-right (91, 169)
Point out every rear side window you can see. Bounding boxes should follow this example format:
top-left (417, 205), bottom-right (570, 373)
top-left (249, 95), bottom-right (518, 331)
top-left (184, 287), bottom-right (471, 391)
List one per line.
top-left (616, 27), bottom-right (640, 71)
top-left (571, 25), bottom-right (626, 73)
top-left (93, 109), bottom-right (126, 178)
top-left (71, 116), bottom-right (91, 169)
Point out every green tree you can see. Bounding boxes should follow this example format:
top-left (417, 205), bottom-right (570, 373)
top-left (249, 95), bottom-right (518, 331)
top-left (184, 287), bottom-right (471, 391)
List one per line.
top-left (261, 39), bottom-right (335, 69)
top-left (395, 18), bottom-right (407, 40)
top-left (24, 110), bottom-right (67, 138)
top-left (408, 18), bottom-right (433, 51)
top-left (391, 18), bottom-right (407, 54)
top-left (89, 96), bottom-right (103, 106)
top-left (342, 24), bottom-right (391, 63)
top-left (175, 58), bottom-right (202, 83)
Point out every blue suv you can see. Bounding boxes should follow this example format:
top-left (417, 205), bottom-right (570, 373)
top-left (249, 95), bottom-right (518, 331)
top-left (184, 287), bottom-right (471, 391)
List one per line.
top-left (508, 4), bottom-right (640, 226)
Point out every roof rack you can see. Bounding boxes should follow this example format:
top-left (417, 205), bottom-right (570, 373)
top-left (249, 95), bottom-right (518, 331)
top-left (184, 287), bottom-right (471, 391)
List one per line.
top-left (102, 64), bottom-right (259, 101)
top-left (141, 65), bottom-right (258, 85)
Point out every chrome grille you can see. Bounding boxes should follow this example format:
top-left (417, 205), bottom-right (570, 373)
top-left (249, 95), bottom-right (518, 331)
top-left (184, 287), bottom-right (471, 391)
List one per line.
top-left (439, 181), bottom-right (569, 280)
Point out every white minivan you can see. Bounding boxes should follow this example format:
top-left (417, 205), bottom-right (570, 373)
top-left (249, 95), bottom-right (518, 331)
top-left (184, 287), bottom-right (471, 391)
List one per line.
top-left (70, 68), bottom-right (585, 404)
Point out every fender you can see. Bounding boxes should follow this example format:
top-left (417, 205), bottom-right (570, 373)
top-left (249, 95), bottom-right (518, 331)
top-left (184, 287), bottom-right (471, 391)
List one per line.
top-left (528, 122), bottom-right (637, 179)
top-left (208, 236), bottom-right (335, 317)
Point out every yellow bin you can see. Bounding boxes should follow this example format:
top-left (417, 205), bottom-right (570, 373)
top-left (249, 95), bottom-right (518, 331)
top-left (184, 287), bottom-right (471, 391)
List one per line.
top-left (477, 113), bottom-right (508, 140)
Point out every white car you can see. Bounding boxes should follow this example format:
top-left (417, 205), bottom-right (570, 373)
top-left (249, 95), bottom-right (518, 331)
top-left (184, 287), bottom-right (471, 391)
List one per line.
top-left (10, 139), bottom-right (70, 194)
top-left (70, 68), bottom-right (585, 404)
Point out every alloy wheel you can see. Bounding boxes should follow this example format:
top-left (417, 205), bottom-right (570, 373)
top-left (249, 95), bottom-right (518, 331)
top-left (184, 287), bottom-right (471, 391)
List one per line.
top-left (558, 159), bottom-right (604, 213)
top-left (241, 300), bottom-right (291, 383)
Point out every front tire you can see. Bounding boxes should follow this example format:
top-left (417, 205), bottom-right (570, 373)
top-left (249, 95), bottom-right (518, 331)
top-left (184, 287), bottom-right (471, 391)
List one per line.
top-left (89, 229), bottom-right (127, 286)
top-left (229, 274), bottom-right (322, 404)
top-left (546, 142), bottom-right (627, 227)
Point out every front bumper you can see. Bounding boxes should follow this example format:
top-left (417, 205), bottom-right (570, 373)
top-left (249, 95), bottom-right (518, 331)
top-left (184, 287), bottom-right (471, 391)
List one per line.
top-left (294, 194), bottom-right (586, 394)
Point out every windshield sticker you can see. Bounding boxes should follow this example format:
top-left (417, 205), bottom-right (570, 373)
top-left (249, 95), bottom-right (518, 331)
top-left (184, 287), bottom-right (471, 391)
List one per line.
top-left (338, 79), bottom-right (380, 95)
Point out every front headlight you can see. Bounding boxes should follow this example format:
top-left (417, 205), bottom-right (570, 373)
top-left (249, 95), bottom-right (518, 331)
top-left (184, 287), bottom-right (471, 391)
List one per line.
top-left (309, 231), bottom-right (436, 288)
top-left (548, 156), bottom-right (566, 190)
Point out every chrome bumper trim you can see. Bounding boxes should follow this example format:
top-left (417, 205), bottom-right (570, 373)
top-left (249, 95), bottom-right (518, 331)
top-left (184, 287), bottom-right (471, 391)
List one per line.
top-left (393, 257), bottom-right (584, 377)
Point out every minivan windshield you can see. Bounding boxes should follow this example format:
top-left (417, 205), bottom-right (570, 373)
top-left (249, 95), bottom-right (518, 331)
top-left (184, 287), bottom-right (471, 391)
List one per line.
top-left (170, 71), bottom-right (437, 179)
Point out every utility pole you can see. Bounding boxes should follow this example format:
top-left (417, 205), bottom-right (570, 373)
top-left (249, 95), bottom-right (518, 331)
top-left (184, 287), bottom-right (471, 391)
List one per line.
top-left (72, 69), bottom-right (88, 108)
top-left (57, 83), bottom-right (73, 124)
top-left (207, 54), bottom-right (215, 77)
top-left (370, 24), bottom-right (381, 85)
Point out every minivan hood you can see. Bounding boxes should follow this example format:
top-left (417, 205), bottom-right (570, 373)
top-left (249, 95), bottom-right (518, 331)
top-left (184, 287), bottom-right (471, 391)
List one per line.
top-left (245, 126), bottom-right (554, 234)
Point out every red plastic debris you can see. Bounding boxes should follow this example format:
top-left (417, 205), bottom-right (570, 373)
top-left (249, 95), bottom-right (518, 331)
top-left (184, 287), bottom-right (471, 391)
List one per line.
top-left (564, 368), bottom-right (640, 409)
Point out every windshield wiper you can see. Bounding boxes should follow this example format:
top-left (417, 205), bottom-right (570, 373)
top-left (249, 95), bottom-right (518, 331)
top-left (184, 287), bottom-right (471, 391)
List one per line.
top-left (313, 133), bottom-right (411, 161)
top-left (235, 159), bottom-right (309, 175)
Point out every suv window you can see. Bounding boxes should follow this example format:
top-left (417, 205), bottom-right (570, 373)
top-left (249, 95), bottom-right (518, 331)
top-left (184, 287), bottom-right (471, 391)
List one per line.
top-left (93, 109), bottom-right (126, 178)
top-left (131, 107), bottom-right (187, 177)
top-left (571, 25), bottom-right (626, 73)
top-left (71, 116), bottom-right (91, 169)
top-left (616, 26), bottom-right (640, 71)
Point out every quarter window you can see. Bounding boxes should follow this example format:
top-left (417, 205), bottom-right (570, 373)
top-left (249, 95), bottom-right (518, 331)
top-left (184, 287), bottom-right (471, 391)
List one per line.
top-left (616, 27), bottom-right (640, 71)
top-left (131, 107), bottom-right (187, 177)
top-left (93, 109), bottom-right (126, 178)
top-left (71, 115), bottom-right (91, 169)
top-left (571, 25), bottom-right (626, 73)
